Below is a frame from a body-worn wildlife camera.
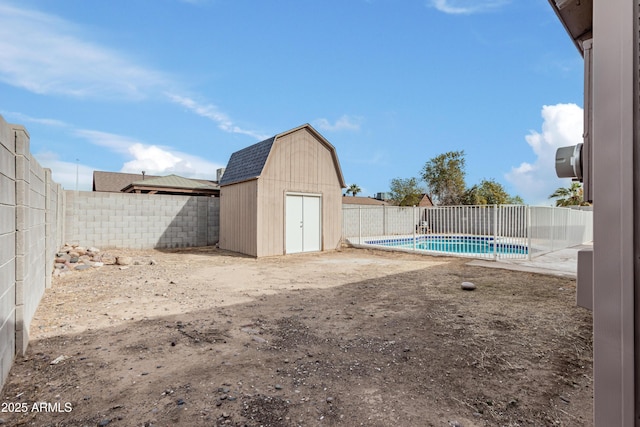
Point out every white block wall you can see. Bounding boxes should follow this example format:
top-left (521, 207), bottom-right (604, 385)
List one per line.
top-left (0, 116), bottom-right (64, 391)
top-left (0, 117), bottom-right (16, 392)
top-left (0, 115), bottom-right (222, 393)
top-left (64, 191), bottom-right (219, 249)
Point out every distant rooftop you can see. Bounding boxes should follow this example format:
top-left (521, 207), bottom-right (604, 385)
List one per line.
top-left (342, 196), bottom-right (390, 206)
top-left (93, 171), bottom-right (219, 196)
top-left (124, 174), bottom-right (218, 191)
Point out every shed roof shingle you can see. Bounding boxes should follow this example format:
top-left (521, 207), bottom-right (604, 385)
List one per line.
top-left (218, 137), bottom-right (275, 186)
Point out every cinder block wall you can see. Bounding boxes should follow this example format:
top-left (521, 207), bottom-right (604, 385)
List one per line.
top-left (0, 117), bottom-right (222, 392)
top-left (0, 116), bottom-right (64, 391)
top-left (0, 117), bottom-right (16, 391)
top-left (342, 206), bottom-right (417, 237)
top-left (64, 191), bottom-right (220, 249)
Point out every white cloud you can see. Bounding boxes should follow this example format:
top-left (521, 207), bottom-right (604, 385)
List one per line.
top-left (314, 115), bottom-right (363, 132)
top-left (506, 103), bottom-right (583, 205)
top-left (33, 126), bottom-right (224, 187)
top-left (122, 144), bottom-right (182, 174)
top-left (0, 3), bottom-right (167, 99)
top-left (121, 143), bottom-right (224, 179)
top-left (0, 111), bottom-right (69, 128)
top-left (166, 93), bottom-right (269, 140)
top-left (429, 0), bottom-right (509, 15)
top-left (74, 129), bottom-right (141, 154)
top-left (34, 152), bottom-right (94, 191)
top-left (0, 4), bottom-right (265, 138)
top-left (75, 129), bottom-right (224, 179)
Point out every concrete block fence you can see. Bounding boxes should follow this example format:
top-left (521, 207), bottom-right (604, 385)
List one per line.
top-left (64, 191), bottom-right (220, 249)
top-left (0, 115), bottom-right (222, 392)
top-left (0, 116), bottom-right (65, 390)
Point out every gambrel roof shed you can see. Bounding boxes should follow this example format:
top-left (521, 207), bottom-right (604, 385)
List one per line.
top-left (220, 125), bottom-right (346, 187)
top-left (219, 124), bottom-right (346, 257)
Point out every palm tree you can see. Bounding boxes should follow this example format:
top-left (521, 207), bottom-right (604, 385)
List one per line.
top-left (549, 182), bottom-right (589, 206)
top-left (346, 184), bottom-right (361, 197)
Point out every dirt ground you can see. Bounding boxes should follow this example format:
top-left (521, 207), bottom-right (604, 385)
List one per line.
top-left (0, 247), bottom-right (593, 427)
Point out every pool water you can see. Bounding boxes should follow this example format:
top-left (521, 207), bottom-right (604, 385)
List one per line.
top-left (366, 235), bottom-right (528, 255)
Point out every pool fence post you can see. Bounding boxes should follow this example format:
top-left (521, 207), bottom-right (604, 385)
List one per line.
top-left (526, 205), bottom-right (532, 261)
top-left (493, 205), bottom-right (498, 260)
top-left (413, 206), bottom-right (417, 251)
top-left (383, 205), bottom-right (386, 236)
top-left (358, 206), bottom-right (362, 245)
top-left (550, 207), bottom-right (555, 252)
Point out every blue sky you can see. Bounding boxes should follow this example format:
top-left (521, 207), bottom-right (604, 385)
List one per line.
top-left (0, 0), bottom-right (583, 205)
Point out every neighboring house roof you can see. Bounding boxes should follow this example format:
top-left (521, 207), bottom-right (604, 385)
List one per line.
top-left (342, 196), bottom-right (390, 206)
top-left (219, 124), bottom-right (346, 188)
top-left (342, 195), bottom-right (431, 207)
top-left (93, 171), bottom-right (161, 192)
top-left (93, 171), bottom-right (218, 195)
top-left (121, 174), bottom-right (219, 195)
top-left (418, 193), bottom-right (434, 207)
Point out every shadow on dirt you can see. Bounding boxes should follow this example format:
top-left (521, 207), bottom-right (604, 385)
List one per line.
top-left (1, 257), bottom-right (593, 427)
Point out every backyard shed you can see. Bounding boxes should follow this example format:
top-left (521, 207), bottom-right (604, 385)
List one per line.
top-left (219, 124), bottom-right (346, 257)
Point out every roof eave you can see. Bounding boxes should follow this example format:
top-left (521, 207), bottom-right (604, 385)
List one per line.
top-left (547, 0), bottom-right (593, 55)
top-left (219, 176), bottom-right (259, 188)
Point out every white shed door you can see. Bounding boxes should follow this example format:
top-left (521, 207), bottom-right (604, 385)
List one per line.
top-left (286, 195), bottom-right (321, 254)
top-left (302, 196), bottom-right (321, 252)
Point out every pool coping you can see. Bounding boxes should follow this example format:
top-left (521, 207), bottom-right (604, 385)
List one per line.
top-left (345, 234), bottom-right (530, 260)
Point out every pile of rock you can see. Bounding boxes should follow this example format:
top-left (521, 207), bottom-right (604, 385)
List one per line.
top-left (53, 244), bottom-right (133, 276)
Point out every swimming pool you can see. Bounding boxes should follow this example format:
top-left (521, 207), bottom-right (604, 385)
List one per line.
top-left (365, 235), bottom-right (528, 256)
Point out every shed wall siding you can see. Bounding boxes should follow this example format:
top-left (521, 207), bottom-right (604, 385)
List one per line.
top-left (257, 129), bottom-right (342, 256)
top-left (219, 180), bottom-right (258, 256)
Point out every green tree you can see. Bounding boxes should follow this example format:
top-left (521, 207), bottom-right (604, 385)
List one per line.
top-left (507, 194), bottom-right (525, 205)
top-left (460, 185), bottom-right (485, 205)
top-left (549, 182), bottom-right (589, 207)
top-left (345, 184), bottom-right (361, 196)
top-left (421, 150), bottom-right (467, 205)
top-left (461, 178), bottom-right (518, 205)
top-left (389, 177), bottom-right (424, 206)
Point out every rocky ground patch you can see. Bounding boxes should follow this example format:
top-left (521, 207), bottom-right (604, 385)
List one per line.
top-left (53, 244), bottom-right (157, 276)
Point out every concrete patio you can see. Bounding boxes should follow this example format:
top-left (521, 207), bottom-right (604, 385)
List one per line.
top-left (467, 243), bottom-right (592, 278)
